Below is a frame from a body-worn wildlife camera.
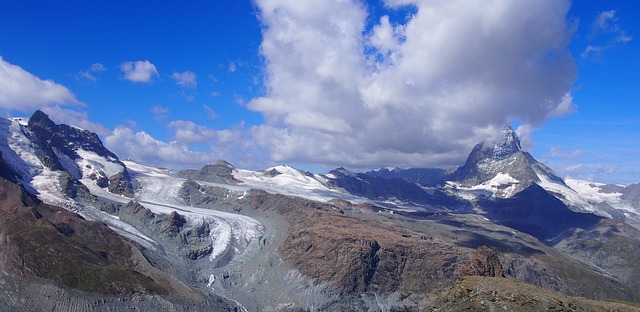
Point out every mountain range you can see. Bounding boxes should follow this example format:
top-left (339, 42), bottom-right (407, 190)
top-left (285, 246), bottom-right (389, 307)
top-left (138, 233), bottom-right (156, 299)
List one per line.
top-left (0, 110), bottom-right (639, 311)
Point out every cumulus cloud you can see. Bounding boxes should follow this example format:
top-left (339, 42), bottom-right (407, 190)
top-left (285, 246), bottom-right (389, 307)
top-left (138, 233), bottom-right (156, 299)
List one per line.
top-left (104, 127), bottom-right (215, 169)
top-left (172, 70), bottom-right (197, 88)
top-left (167, 120), bottom-right (238, 144)
top-left (121, 60), bottom-right (158, 83)
top-left (0, 56), bottom-right (81, 112)
top-left (103, 121), bottom-right (254, 170)
top-left (249, 0), bottom-right (577, 169)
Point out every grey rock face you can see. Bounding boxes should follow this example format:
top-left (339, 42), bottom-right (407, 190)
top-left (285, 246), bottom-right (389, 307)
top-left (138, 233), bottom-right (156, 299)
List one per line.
top-left (177, 160), bottom-right (241, 184)
top-left (108, 170), bottom-right (135, 197)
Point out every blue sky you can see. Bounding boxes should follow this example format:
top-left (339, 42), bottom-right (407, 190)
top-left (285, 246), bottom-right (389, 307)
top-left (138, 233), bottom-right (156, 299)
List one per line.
top-left (0, 0), bottom-right (637, 184)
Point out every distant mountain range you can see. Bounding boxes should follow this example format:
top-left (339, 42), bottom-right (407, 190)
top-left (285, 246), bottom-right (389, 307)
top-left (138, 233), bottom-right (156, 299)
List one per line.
top-left (1, 110), bottom-right (639, 311)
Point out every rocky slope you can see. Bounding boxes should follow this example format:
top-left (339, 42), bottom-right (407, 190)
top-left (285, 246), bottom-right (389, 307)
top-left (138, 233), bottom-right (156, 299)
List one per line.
top-left (0, 177), bottom-right (233, 311)
top-left (426, 276), bottom-right (640, 312)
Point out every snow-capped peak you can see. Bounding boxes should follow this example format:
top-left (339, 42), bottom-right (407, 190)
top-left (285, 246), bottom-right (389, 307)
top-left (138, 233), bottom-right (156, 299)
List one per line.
top-left (490, 125), bottom-right (522, 160)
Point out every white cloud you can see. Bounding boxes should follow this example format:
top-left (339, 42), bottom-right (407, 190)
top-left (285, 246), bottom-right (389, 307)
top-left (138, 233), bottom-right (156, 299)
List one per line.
top-left (167, 120), bottom-right (238, 144)
top-left (249, 0), bottom-right (577, 169)
top-left (171, 71), bottom-right (197, 88)
top-left (120, 60), bottom-right (158, 83)
top-left (228, 62), bottom-right (237, 73)
top-left (582, 10), bottom-right (632, 60)
top-left (0, 56), bottom-right (80, 112)
top-left (203, 105), bottom-right (217, 119)
top-left (104, 127), bottom-right (215, 169)
top-left (78, 62), bottom-right (107, 82)
top-left (515, 124), bottom-right (534, 152)
top-left (592, 10), bottom-right (619, 35)
top-left (103, 122), bottom-right (254, 170)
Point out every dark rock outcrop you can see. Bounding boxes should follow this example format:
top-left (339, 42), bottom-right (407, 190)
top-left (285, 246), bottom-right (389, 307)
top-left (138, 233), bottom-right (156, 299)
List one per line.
top-left (459, 246), bottom-right (505, 277)
top-left (108, 170), bottom-right (134, 197)
top-left (164, 211), bottom-right (187, 236)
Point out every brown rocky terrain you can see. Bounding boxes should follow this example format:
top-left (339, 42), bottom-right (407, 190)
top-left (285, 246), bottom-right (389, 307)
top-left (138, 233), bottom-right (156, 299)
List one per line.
top-left (241, 189), bottom-right (474, 294)
top-left (426, 276), bottom-right (640, 312)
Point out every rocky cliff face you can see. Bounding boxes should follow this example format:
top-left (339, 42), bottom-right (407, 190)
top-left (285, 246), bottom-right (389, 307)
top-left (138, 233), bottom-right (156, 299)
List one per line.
top-left (24, 110), bottom-right (134, 197)
top-left (459, 246), bottom-right (505, 277)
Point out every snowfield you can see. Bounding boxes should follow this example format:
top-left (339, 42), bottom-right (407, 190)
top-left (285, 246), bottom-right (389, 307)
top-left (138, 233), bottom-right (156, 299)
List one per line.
top-left (566, 179), bottom-right (638, 215)
top-left (234, 165), bottom-right (367, 203)
top-left (445, 172), bottom-right (521, 199)
top-left (534, 168), bottom-right (609, 217)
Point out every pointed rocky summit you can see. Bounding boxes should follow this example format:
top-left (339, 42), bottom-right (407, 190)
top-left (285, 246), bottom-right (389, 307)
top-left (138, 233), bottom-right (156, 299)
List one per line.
top-left (451, 125), bottom-right (561, 189)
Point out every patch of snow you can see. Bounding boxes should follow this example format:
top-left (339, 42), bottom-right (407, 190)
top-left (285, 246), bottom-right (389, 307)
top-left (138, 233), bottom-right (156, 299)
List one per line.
top-left (445, 173), bottom-right (520, 199)
top-left (535, 169), bottom-right (609, 217)
top-left (75, 149), bottom-right (125, 178)
top-left (207, 274), bottom-right (215, 288)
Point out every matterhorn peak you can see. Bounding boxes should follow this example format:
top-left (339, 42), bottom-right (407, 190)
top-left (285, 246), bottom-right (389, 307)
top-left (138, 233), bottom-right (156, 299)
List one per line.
top-left (491, 125), bottom-right (522, 160)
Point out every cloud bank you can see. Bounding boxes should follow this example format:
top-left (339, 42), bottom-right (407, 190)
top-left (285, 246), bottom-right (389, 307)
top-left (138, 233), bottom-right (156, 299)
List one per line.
top-left (249, 0), bottom-right (577, 169)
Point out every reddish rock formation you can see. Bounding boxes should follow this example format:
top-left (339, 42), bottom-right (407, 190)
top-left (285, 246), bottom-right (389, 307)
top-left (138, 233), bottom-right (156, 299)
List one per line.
top-left (459, 246), bottom-right (505, 278)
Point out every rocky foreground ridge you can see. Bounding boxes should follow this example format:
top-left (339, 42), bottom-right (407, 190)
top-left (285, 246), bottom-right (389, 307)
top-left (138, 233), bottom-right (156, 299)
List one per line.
top-left (0, 111), bottom-right (639, 311)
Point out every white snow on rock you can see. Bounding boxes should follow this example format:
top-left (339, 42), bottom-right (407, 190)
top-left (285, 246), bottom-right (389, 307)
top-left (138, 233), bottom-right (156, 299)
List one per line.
top-left (445, 173), bottom-right (520, 199)
top-left (123, 160), bottom-right (265, 262)
top-left (566, 179), bottom-right (638, 215)
top-left (534, 168), bottom-right (610, 217)
top-left (565, 179), bottom-right (623, 204)
top-left (234, 165), bottom-right (363, 203)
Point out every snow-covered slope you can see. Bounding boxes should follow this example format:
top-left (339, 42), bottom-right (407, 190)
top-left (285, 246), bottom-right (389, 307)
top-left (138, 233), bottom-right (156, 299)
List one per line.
top-left (0, 112), bottom-right (264, 268)
top-left (566, 179), bottom-right (640, 222)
